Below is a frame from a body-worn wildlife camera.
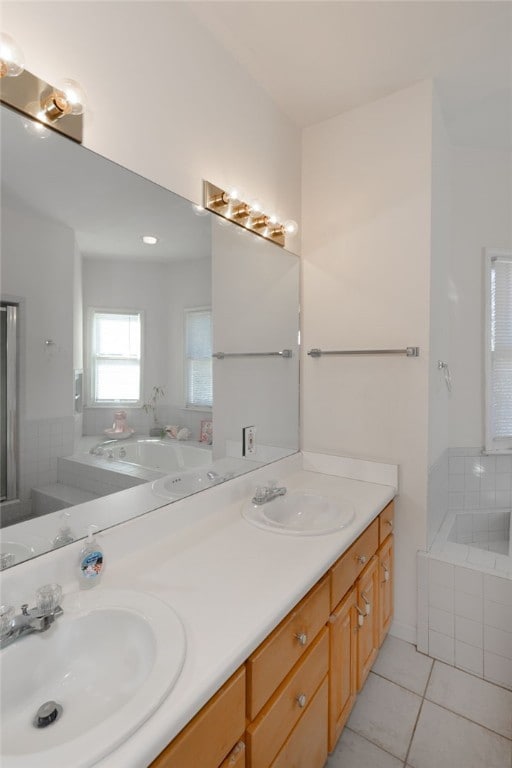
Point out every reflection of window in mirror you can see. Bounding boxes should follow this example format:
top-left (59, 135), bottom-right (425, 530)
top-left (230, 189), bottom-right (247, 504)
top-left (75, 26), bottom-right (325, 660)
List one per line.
top-left (87, 308), bottom-right (143, 406)
top-left (484, 251), bottom-right (512, 454)
top-left (184, 307), bottom-right (212, 410)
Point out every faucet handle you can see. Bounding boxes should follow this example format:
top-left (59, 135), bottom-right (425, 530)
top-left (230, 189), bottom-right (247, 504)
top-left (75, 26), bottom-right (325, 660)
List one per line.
top-left (0, 605), bottom-right (14, 637)
top-left (0, 552), bottom-right (16, 570)
top-left (36, 584), bottom-right (62, 614)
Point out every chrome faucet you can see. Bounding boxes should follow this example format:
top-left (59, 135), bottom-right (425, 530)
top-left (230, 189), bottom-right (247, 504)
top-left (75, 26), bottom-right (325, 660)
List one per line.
top-left (252, 482), bottom-right (287, 505)
top-left (206, 470), bottom-right (235, 485)
top-left (89, 439), bottom-right (118, 455)
top-left (0, 584), bottom-right (63, 649)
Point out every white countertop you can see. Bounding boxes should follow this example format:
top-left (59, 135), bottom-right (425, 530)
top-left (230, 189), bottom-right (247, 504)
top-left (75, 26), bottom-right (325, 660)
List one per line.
top-left (94, 465), bottom-right (396, 768)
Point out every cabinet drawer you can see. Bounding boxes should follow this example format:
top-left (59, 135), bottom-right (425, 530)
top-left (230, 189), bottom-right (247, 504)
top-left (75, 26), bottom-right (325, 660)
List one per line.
top-left (247, 628), bottom-right (328, 768)
top-left (379, 501), bottom-right (395, 545)
top-left (220, 741), bottom-right (246, 768)
top-left (150, 667), bottom-right (245, 768)
top-left (269, 676), bottom-right (328, 768)
top-left (247, 576), bottom-right (330, 720)
top-left (330, 519), bottom-right (379, 610)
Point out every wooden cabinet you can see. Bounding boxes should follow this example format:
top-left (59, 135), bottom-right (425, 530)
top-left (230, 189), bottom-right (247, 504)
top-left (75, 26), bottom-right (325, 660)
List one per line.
top-left (355, 555), bottom-right (380, 690)
top-left (328, 586), bottom-right (357, 751)
top-left (150, 499), bottom-right (395, 768)
top-left (328, 506), bottom-right (395, 749)
top-left (246, 628), bottom-right (328, 768)
top-left (150, 667), bottom-right (246, 768)
top-left (378, 533), bottom-right (394, 646)
top-left (246, 576), bottom-right (330, 720)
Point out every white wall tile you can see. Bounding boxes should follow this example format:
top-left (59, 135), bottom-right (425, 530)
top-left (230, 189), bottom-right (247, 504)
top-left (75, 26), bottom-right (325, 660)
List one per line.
top-left (428, 630), bottom-right (454, 665)
top-left (484, 600), bottom-right (512, 634)
top-left (449, 456), bottom-right (465, 474)
top-left (455, 615), bottom-right (483, 648)
top-left (484, 651), bottom-right (512, 689)
top-left (455, 590), bottom-right (483, 622)
top-left (430, 559), bottom-right (454, 589)
top-left (429, 583), bottom-right (454, 613)
top-left (484, 574), bottom-right (512, 606)
top-left (455, 641), bottom-right (484, 677)
top-left (430, 606), bottom-right (454, 637)
top-left (484, 625), bottom-right (512, 660)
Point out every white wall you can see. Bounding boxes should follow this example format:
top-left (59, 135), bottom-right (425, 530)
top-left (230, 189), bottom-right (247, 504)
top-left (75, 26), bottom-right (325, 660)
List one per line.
top-left (2, 2), bottom-right (301, 226)
top-left (302, 81), bottom-right (434, 640)
top-left (212, 220), bottom-right (300, 459)
top-left (1, 198), bottom-right (76, 421)
top-left (449, 146), bottom-right (512, 447)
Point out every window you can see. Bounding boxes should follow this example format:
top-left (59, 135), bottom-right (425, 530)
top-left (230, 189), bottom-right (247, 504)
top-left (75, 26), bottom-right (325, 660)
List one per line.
top-left (184, 307), bottom-right (212, 409)
top-left (485, 250), bottom-right (512, 453)
top-left (88, 309), bottom-right (142, 405)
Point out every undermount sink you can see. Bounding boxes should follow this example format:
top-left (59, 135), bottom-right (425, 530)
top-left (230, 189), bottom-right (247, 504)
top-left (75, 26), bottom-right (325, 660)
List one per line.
top-left (0, 588), bottom-right (186, 768)
top-left (242, 491), bottom-right (355, 535)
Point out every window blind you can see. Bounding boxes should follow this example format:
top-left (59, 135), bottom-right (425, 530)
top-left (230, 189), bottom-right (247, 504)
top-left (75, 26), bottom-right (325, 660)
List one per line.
top-left (489, 256), bottom-right (512, 443)
top-left (185, 308), bottom-right (212, 408)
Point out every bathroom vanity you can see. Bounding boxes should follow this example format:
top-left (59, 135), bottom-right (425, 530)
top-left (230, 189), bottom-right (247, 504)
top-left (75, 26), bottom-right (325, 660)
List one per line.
top-left (149, 495), bottom-right (395, 768)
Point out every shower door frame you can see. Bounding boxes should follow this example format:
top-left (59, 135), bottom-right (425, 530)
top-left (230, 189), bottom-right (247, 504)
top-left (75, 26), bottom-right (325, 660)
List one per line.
top-left (1, 302), bottom-right (18, 502)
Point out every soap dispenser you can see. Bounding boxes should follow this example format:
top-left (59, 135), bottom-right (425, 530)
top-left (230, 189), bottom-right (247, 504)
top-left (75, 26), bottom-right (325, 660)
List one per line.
top-left (79, 525), bottom-right (104, 589)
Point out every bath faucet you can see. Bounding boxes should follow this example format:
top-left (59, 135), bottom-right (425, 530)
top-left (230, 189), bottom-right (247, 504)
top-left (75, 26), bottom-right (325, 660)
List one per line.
top-left (0, 585), bottom-right (63, 649)
top-left (252, 482), bottom-right (287, 505)
top-left (206, 470), bottom-right (235, 485)
top-left (89, 439), bottom-right (118, 455)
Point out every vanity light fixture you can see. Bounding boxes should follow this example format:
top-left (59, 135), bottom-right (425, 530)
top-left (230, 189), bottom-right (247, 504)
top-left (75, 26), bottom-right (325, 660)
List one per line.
top-left (203, 180), bottom-right (298, 248)
top-left (141, 235), bottom-right (159, 245)
top-left (0, 34), bottom-right (85, 142)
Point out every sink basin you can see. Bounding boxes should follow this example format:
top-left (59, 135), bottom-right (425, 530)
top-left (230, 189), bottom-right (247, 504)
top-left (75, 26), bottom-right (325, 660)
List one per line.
top-left (242, 491), bottom-right (355, 535)
top-left (0, 589), bottom-right (186, 768)
top-left (152, 471), bottom-right (209, 499)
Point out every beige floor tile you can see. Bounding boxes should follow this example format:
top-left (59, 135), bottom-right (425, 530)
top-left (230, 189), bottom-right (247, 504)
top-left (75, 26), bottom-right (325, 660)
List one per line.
top-left (372, 635), bottom-right (433, 695)
top-left (327, 728), bottom-right (403, 768)
top-left (347, 672), bottom-right (421, 760)
top-left (407, 700), bottom-right (512, 768)
top-left (426, 660), bottom-right (512, 738)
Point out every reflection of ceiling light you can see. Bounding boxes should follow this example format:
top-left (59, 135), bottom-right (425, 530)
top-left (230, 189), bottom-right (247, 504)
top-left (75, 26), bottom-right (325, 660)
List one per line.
top-left (192, 203), bottom-right (208, 216)
top-left (142, 235), bottom-right (158, 245)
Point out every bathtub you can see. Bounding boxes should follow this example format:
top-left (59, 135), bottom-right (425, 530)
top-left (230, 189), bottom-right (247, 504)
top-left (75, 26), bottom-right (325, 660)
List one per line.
top-left (418, 506), bottom-right (512, 688)
top-left (106, 439), bottom-right (212, 473)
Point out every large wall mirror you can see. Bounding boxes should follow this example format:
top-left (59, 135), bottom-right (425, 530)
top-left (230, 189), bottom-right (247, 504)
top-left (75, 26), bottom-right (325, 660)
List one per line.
top-left (0, 105), bottom-right (299, 569)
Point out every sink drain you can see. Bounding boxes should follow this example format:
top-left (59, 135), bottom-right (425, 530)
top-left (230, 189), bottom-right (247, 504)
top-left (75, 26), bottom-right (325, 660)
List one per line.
top-left (33, 700), bottom-right (62, 728)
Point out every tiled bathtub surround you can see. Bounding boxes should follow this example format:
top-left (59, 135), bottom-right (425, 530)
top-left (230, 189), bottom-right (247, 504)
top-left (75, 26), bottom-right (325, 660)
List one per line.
top-left (448, 510), bottom-right (510, 555)
top-left (448, 449), bottom-right (512, 512)
top-left (417, 552), bottom-right (512, 690)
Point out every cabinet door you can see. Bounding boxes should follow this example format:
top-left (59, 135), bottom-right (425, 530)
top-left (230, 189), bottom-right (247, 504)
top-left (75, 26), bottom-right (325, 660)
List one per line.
top-left (356, 556), bottom-right (379, 691)
top-left (378, 534), bottom-right (394, 647)
top-left (328, 586), bottom-right (357, 752)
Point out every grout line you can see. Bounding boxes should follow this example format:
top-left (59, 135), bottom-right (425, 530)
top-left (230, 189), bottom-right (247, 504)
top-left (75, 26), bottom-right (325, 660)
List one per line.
top-left (403, 659), bottom-right (435, 767)
top-left (432, 656), bottom-right (512, 694)
top-left (370, 670), bottom-right (428, 699)
top-left (422, 697), bottom-right (512, 742)
top-left (343, 726), bottom-right (406, 764)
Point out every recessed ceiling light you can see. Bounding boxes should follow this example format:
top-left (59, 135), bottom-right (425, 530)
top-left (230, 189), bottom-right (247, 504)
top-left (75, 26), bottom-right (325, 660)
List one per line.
top-left (141, 235), bottom-right (158, 245)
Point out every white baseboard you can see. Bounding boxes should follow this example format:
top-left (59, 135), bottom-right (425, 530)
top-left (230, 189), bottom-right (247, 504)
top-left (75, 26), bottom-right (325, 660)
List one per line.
top-left (389, 619), bottom-right (417, 645)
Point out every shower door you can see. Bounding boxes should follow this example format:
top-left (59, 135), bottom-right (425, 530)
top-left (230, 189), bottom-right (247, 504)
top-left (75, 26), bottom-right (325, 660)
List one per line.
top-left (0, 303), bottom-right (18, 501)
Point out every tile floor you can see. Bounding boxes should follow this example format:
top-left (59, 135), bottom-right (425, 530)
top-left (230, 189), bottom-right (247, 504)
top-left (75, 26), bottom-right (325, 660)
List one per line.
top-left (326, 635), bottom-right (512, 768)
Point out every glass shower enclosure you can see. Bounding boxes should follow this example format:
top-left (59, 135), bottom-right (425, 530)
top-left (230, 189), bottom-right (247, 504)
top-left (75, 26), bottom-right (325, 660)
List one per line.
top-left (0, 302), bottom-right (17, 502)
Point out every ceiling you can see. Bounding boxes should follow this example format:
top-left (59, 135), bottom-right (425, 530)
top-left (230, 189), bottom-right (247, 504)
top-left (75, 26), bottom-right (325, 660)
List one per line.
top-left (191, 1), bottom-right (512, 148)
top-left (1, 106), bottom-right (211, 261)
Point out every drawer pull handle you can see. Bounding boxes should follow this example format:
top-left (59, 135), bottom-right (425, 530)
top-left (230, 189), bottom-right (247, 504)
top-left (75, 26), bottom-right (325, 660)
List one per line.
top-left (385, 519), bottom-right (393, 528)
top-left (357, 554), bottom-right (367, 565)
top-left (355, 605), bottom-right (365, 627)
top-left (382, 565), bottom-right (390, 582)
top-left (295, 632), bottom-right (308, 646)
top-left (361, 591), bottom-right (371, 615)
top-left (296, 693), bottom-right (307, 708)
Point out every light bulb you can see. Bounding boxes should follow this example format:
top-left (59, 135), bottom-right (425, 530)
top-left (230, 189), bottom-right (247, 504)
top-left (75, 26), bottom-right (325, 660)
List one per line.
top-left (250, 199), bottom-right (263, 214)
top-left (268, 213), bottom-right (279, 225)
top-left (284, 220), bottom-right (298, 236)
top-left (0, 33), bottom-right (24, 78)
top-left (55, 78), bottom-right (86, 116)
top-left (43, 78), bottom-right (86, 120)
top-left (225, 186), bottom-right (241, 203)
